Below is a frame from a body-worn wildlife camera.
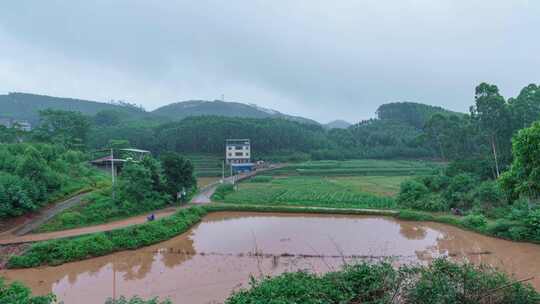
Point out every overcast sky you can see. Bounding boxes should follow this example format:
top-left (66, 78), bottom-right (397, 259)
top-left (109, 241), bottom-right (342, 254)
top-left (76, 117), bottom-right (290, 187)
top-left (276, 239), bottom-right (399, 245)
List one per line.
top-left (1, 1), bottom-right (539, 123)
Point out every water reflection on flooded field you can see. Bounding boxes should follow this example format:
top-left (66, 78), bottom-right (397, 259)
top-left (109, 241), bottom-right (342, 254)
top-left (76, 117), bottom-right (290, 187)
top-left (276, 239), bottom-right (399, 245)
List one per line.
top-left (2, 212), bottom-right (539, 304)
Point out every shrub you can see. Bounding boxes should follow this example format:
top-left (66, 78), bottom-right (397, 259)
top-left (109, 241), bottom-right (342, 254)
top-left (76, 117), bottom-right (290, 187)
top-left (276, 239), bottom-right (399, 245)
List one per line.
top-left (211, 184), bottom-right (234, 201)
top-left (486, 218), bottom-right (514, 238)
top-left (397, 179), bottom-right (429, 209)
top-left (525, 209), bottom-right (540, 241)
top-left (508, 226), bottom-right (530, 241)
top-left (443, 173), bottom-right (477, 209)
top-left (0, 278), bottom-right (56, 304)
top-left (415, 194), bottom-right (448, 211)
top-left (461, 214), bottom-right (488, 229)
top-left (419, 174), bottom-right (450, 192)
top-left (226, 259), bottom-right (539, 304)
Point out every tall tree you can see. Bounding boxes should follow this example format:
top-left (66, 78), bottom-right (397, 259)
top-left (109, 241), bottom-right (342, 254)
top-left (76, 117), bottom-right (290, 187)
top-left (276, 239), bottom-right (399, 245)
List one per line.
top-left (34, 109), bottom-right (91, 149)
top-left (500, 121), bottom-right (540, 201)
top-left (161, 152), bottom-right (196, 201)
top-left (470, 83), bottom-right (510, 177)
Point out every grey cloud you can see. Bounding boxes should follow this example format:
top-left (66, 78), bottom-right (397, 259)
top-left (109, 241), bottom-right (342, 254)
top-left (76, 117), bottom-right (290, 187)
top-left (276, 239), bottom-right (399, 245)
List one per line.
top-left (1, 0), bottom-right (539, 122)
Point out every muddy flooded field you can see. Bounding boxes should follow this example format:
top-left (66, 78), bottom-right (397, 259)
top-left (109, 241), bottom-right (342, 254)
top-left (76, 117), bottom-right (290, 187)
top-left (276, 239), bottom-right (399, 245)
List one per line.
top-left (2, 212), bottom-right (540, 303)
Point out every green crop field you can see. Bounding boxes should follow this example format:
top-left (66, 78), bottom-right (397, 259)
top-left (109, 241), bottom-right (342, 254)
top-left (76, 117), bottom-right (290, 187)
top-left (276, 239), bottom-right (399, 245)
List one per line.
top-left (267, 159), bottom-right (443, 176)
top-left (219, 176), bottom-right (397, 209)
top-left (184, 154), bottom-right (230, 177)
top-left (217, 159), bottom-right (443, 209)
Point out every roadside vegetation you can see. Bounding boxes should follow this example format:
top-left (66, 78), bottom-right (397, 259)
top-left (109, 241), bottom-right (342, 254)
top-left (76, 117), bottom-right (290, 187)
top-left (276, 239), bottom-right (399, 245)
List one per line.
top-left (8, 207), bottom-right (207, 268)
top-left (0, 143), bottom-right (107, 219)
top-left (37, 152), bottom-right (196, 232)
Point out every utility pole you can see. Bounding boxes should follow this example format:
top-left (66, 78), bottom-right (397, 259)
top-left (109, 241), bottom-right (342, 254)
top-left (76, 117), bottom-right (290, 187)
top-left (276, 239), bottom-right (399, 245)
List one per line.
top-left (221, 160), bottom-right (225, 183)
top-left (111, 148), bottom-right (116, 201)
top-left (230, 164), bottom-right (234, 185)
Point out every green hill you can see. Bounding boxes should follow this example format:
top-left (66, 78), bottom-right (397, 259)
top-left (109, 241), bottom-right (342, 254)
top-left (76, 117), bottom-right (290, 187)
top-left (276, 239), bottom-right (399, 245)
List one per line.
top-left (0, 92), bottom-right (148, 124)
top-left (0, 93), bottom-right (319, 126)
top-left (376, 102), bottom-right (464, 129)
top-left (152, 100), bottom-right (319, 125)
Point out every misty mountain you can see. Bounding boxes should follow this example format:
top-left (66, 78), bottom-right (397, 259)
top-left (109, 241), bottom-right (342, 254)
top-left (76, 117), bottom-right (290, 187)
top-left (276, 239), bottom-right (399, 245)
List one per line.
top-left (0, 92), bottom-right (149, 124)
top-left (152, 100), bottom-right (319, 125)
top-left (0, 93), bottom-right (319, 125)
top-left (324, 120), bottom-right (352, 129)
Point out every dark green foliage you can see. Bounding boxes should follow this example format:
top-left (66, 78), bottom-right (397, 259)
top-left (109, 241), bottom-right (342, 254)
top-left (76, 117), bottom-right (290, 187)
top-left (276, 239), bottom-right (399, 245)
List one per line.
top-left (32, 109), bottom-right (91, 149)
top-left (0, 125), bottom-right (20, 143)
top-left (211, 184), bottom-right (234, 201)
top-left (117, 161), bottom-right (162, 204)
top-left (0, 278), bottom-right (56, 304)
top-left (377, 101), bottom-right (461, 129)
top-left (461, 214), bottom-right (488, 229)
top-left (471, 181), bottom-right (505, 212)
top-left (226, 259), bottom-right (539, 304)
top-left (341, 119), bottom-right (432, 159)
top-left (443, 173), bottom-right (478, 209)
top-left (403, 259), bottom-right (539, 304)
top-left (8, 207), bottom-right (207, 268)
top-left (445, 158), bottom-right (494, 180)
top-left (0, 143), bottom-right (104, 219)
top-left (397, 180), bottom-right (429, 207)
top-left (153, 116), bottom-right (331, 157)
top-left (94, 110), bottom-right (126, 126)
top-left (500, 121), bottom-right (540, 200)
top-left (160, 152), bottom-right (196, 201)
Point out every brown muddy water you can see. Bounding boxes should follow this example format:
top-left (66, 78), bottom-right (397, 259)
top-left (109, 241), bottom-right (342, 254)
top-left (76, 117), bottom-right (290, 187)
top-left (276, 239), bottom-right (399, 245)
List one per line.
top-left (1, 212), bottom-right (540, 303)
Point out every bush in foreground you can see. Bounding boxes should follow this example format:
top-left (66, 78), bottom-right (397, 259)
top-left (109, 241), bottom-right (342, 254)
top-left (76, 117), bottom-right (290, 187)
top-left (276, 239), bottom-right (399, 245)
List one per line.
top-left (226, 259), bottom-right (539, 304)
top-left (0, 278), bottom-right (56, 304)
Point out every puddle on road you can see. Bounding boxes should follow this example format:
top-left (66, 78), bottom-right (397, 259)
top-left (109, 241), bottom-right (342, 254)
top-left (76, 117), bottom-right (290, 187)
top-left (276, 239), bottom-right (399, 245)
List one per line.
top-left (2, 212), bottom-right (540, 304)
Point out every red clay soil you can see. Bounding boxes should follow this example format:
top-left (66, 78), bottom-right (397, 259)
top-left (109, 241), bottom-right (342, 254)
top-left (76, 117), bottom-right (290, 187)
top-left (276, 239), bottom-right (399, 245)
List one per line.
top-left (0, 207), bottom-right (178, 245)
top-left (0, 243), bottom-right (29, 269)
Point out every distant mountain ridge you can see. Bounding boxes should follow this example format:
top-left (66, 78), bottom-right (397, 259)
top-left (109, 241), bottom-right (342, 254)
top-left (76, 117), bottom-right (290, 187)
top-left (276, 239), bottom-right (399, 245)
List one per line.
top-left (152, 100), bottom-right (319, 125)
top-left (0, 92), bottom-right (319, 125)
top-left (324, 120), bottom-right (352, 129)
top-left (0, 92), bottom-right (148, 123)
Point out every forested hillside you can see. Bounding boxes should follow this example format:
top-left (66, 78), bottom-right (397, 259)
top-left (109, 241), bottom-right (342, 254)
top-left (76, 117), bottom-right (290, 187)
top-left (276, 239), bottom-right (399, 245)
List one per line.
top-left (376, 101), bottom-right (462, 129)
top-left (0, 93), bottom-right (318, 125)
top-left (152, 100), bottom-right (319, 125)
top-left (0, 92), bottom-right (149, 124)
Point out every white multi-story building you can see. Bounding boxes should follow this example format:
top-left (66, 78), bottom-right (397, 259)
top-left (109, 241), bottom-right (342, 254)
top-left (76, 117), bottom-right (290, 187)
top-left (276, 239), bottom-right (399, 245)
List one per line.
top-left (226, 139), bottom-right (251, 164)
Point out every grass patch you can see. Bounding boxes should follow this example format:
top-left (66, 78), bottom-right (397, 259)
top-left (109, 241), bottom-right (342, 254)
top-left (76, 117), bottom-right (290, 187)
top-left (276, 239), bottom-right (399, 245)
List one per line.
top-left (8, 207), bottom-right (207, 268)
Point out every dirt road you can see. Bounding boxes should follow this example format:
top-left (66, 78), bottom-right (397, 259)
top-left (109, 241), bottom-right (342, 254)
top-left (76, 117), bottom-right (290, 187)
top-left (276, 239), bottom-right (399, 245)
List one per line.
top-left (0, 207), bottom-right (178, 245)
top-left (0, 166), bottom-right (283, 245)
